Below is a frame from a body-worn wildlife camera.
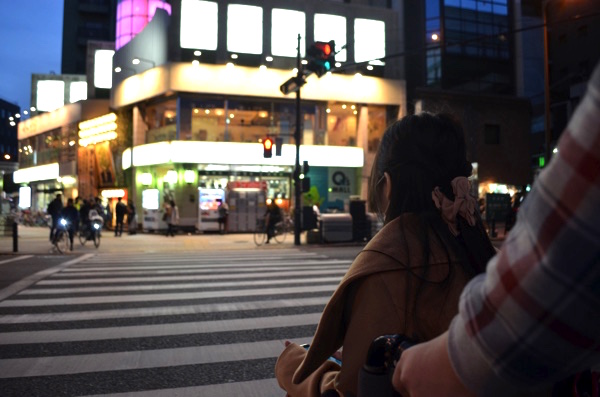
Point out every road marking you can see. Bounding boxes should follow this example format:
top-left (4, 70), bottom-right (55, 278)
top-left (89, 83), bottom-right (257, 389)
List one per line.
top-left (84, 378), bottom-right (283, 397)
top-left (0, 254), bottom-right (94, 302)
top-left (0, 255), bottom-right (33, 265)
top-left (0, 296), bottom-right (329, 323)
top-left (0, 312), bottom-right (321, 344)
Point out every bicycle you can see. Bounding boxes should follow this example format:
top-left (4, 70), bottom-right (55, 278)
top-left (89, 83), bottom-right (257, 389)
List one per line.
top-left (78, 210), bottom-right (103, 248)
top-left (51, 218), bottom-right (71, 254)
top-left (254, 216), bottom-right (287, 246)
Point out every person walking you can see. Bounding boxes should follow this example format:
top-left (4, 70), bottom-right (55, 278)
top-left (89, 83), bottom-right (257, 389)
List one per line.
top-left (114, 197), bottom-right (127, 237)
top-left (217, 199), bottom-right (229, 234)
top-left (59, 198), bottom-right (80, 251)
top-left (127, 199), bottom-right (137, 235)
top-left (166, 200), bottom-right (179, 237)
top-left (47, 194), bottom-right (63, 241)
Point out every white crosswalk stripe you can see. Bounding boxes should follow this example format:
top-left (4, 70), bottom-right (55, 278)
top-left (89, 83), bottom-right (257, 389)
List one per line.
top-left (0, 249), bottom-right (350, 396)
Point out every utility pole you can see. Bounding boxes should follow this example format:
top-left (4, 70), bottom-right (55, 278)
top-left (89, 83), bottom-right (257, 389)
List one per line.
top-left (293, 33), bottom-right (302, 246)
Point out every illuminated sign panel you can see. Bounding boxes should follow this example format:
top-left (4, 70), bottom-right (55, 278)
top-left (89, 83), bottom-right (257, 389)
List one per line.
top-left (19, 187), bottom-right (31, 209)
top-left (315, 14), bottom-right (347, 62)
top-left (36, 80), bottom-right (65, 112)
top-left (181, 0), bottom-right (218, 50)
top-left (69, 81), bottom-right (88, 103)
top-left (94, 49), bottom-right (115, 88)
top-left (78, 113), bottom-right (118, 146)
top-left (271, 9), bottom-right (306, 57)
top-left (14, 163), bottom-right (60, 183)
top-left (227, 4), bottom-right (262, 54)
top-left (354, 19), bottom-right (385, 63)
top-left (123, 141), bottom-right (364, 169)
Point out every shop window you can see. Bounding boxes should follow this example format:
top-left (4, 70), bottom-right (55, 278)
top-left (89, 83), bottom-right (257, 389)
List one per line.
top-left (145, 99), bottom-right (177, 143)
top-left (367, 106), bottom-right (387, 152)
top-left (325, 103), bottom-right (358, 147)
top-left (484, 124), bottom-right (500, 145)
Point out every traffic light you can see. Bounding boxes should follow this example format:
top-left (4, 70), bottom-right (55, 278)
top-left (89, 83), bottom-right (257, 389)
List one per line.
top-left (263, 137), bottom-right (273, 158)
top-left (305, 41), bottom-right (335, 77)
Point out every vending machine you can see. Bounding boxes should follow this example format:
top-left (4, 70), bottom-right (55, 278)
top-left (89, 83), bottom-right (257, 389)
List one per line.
top-left (197, 188), bottom-right (225, 232)
top-left (142, 189), bottom-right (164, 232)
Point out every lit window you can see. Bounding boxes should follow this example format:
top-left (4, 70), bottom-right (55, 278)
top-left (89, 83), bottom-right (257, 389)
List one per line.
top-left (181, 0), bottom-right (218, 50)
top-left (70, 81), bottom-right (88, 104)
top-left (315, 14), bottom-right (347, 62)
top-left (94, 49), bottom-right (115, 89)
top-left (354, 19), bottom-right (385, 63)
top-left (37, 80), bottom-right (65, 112)
top-left (272, 9), bottom-right (305, 57)
top-left (227, 4), bottom-right (262, 54)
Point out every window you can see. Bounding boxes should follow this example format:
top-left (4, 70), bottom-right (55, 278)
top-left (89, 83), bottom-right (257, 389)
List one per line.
top-left (354, 19), bottom-right (385, 63)
top-left (484, 124), bottom-right (500, 145)
top-left (315, 14), bottom-right (347, 62)
top-left (227, 4), bottom-right (262, 54)
top-left (272, 9), bottom-right (306, 57)
top-left (180, 0), bottom-right (218, 50)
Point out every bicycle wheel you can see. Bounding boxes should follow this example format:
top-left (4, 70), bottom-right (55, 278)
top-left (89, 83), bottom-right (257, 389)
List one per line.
top-left (55, 231), bottom-right (70, 254)
top-left (93, 230), bottom-right (101, 248)
top-left (273, 222), bottom-right (286, 244)
top-left (254, 228), bottom-right (266, 246)
top-left (78, 230), bottom-right (87, 246)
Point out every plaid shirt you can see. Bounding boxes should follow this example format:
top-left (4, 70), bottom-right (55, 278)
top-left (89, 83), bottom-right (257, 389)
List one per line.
top-left (448, 63), bottom-right (600, 396)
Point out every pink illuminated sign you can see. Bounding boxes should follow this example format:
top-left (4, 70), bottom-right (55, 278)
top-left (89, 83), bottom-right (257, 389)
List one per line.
top-left (116, 0), bottom-right (172, 50)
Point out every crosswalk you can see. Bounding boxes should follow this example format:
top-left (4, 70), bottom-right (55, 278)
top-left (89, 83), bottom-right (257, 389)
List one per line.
top-left (0, 249), bottom-right (352, 396)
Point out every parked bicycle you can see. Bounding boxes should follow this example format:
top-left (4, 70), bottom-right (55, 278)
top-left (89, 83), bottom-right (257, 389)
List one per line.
top-left (254, 217), bottom-right (287, 246)
top-left (78, 209), bottom-right (103, 248)
top-left (51, 218), bottom-right (71, 254)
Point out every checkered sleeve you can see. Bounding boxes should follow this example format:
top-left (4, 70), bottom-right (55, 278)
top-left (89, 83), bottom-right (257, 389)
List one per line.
top-left (448, 62), bottom-right (600, 396)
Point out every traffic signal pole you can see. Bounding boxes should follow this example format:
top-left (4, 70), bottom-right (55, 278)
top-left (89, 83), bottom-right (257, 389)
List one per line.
top-left (293, 33), bottom-right (302, 246)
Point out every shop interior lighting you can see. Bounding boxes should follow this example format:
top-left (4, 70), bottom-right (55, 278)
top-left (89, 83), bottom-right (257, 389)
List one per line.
top-left (15, 113), bottom-right (21, 118)
top-left (101, 189), bottom-right (126, 198)
top-left (184, 170), bottom-right (196, 184)
top-left (265, 56), bottom-right (273, 62)
top-left (194, 50), bottom-right (202, 56)
top-left (139, 173), bottom-right (153, 186)
top-left (4, 154), bottom-right (10, 160)
top-left (431, 33), bottom-right (439, 41)
top-left (30, 106), bottom-right (36, 111)
top-left (9, 116), bottom-right (14, 121)
top-left (259, 65), bottom-right (267, 72)
top-left (367, 65), bottom-right (374, 71)
top-left (226, 62), bottom-right (235, 69)
top-left (231, 54), bottom-right (238, 59)
top-left (165, 170), bottom-right (178, 183)
top-left (205, 109), bottom-right (210, 114)
top-left (192, 60), bottom-right (200, 67)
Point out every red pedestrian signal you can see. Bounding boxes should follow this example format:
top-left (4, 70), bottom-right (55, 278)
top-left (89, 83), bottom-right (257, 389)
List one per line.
top-left (263, 137), bottom-right (273, 158)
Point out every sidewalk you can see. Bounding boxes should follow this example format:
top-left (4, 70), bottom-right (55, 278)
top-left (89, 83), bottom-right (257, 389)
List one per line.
top-left (0, 226), bottom-right (300, 255)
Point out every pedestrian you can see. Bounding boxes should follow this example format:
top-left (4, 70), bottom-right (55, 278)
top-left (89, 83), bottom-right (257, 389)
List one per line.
top-left (217, 198), bottom-right (228, 234)
top-left (275, 112), bottom-right (496, 396)
top-left (79, 198), bottom-right (91, 234)
top-left (264, 199), bottom-right (281, 244)
top-left (114, 197), bottom-right (127, 237)
top-left (127, 199), bottom-right (137, 235)
top-left (59, 198), bottom-right (80, 251)
top-left (166, 199), bottom-right (179, 237)
top-left (392, 62), bottom-right (600, 397)
top-left (47, 193), bottom-right (63, 241)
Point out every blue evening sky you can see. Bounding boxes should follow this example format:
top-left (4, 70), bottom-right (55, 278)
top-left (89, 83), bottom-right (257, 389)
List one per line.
top-left (0, 0), bottom-right (63, 111)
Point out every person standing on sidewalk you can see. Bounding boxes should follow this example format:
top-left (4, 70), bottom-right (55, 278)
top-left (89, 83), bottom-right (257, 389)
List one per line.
top-left (217, 199), bottom-right (229, 234)
top-left (127, 199), bottom-right (137, 235)
top-left (166, 200), bottom-right (179, 237)
top-left (114, 197), bottom-right (127, 237)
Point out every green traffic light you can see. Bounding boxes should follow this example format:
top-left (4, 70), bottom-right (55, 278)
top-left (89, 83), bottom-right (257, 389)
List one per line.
top-left (324, 61), bottom-right (331, 70)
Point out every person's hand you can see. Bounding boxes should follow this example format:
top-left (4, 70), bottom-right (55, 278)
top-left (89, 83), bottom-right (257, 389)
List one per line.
top-left (392, 331), bottom-right (476, 397)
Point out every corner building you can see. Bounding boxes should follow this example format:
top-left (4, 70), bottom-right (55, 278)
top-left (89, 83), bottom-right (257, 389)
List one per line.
top-left (111, 0), bottom-right (406, 232)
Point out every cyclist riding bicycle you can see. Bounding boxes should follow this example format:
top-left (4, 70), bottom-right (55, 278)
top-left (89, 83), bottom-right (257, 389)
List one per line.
top-left (264, 199), bottom-right (281, 244)
top-left (59, 198), bottom-right (79, 251)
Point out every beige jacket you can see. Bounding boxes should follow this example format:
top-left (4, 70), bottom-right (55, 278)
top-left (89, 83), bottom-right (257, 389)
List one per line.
top-left (275, 214), bottom-right (472, 397)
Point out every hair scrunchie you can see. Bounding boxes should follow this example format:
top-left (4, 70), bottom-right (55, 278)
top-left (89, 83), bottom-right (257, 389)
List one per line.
top-left (431, 176), bottom-right (477, 236)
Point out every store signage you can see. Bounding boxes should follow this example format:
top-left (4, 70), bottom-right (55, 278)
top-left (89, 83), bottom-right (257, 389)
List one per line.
top-left (227, 181), bottom-right (267, 190)
top-left (13, 163), bottom-right (60, 183)
top-left (328, 167), bottom-right (354, 202)
top-left (78, 113), bottom-right (118, 147)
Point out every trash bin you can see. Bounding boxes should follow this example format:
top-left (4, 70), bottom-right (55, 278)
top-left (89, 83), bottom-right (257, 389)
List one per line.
top-left (320, 213), bottom-right (353, 243)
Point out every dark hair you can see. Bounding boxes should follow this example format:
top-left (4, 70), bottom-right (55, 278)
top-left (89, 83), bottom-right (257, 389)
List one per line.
top-left (368, 112), bottom-right (495, 287)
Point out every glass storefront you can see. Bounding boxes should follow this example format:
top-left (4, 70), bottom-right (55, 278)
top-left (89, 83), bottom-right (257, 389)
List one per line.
top-left (143, 95), bottom-right (389, 150)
